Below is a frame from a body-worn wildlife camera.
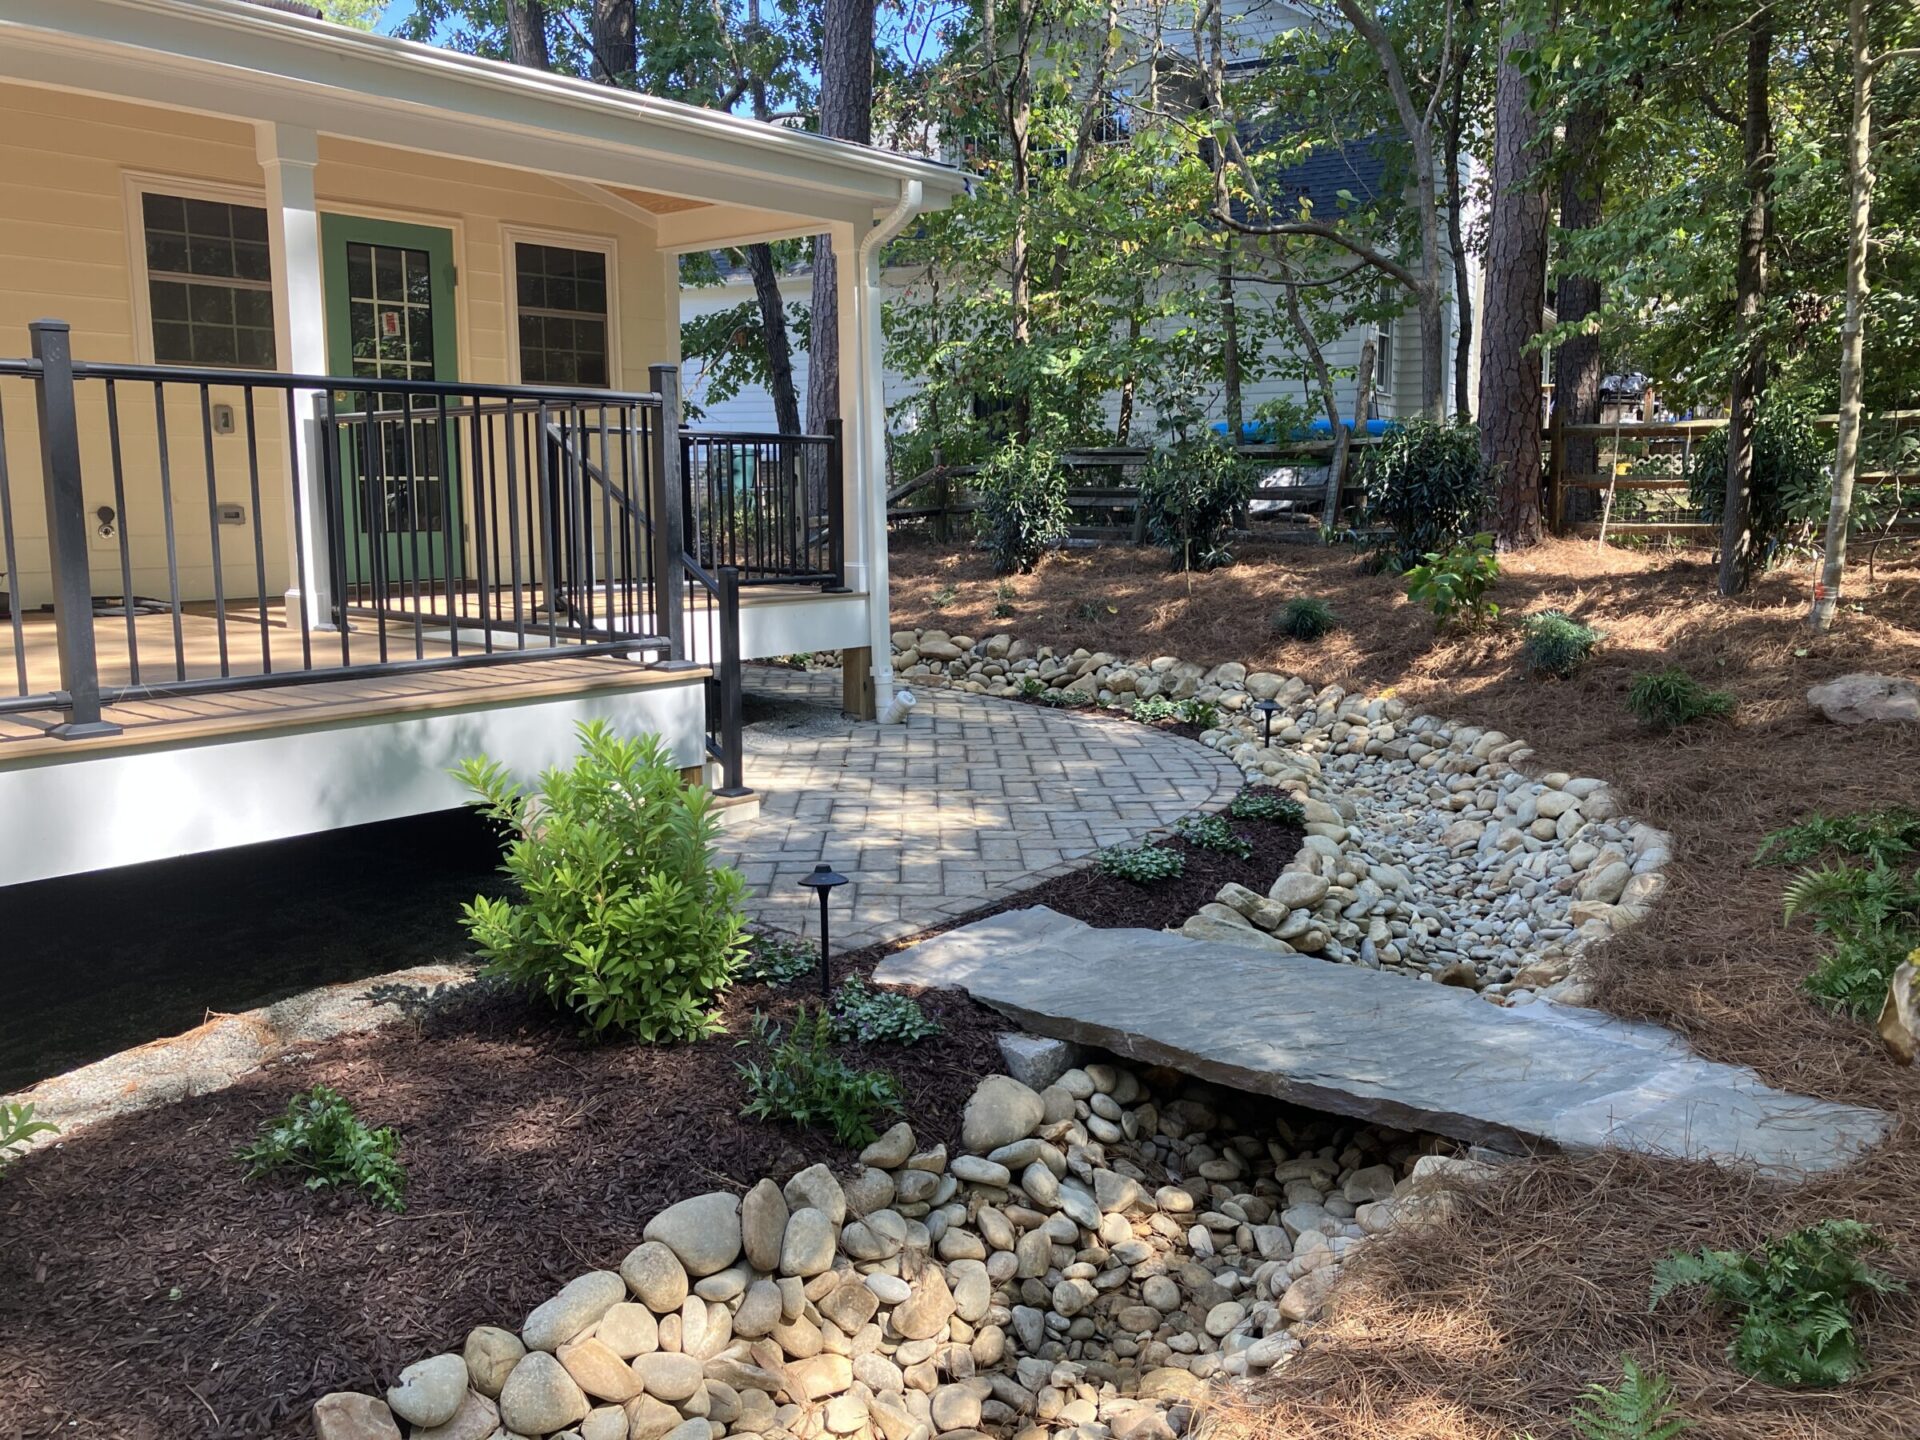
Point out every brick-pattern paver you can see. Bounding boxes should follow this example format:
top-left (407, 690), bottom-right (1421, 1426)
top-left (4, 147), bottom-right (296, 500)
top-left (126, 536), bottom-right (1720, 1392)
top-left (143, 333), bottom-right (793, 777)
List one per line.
top-left (717, 669), bottom-right (1244, 952)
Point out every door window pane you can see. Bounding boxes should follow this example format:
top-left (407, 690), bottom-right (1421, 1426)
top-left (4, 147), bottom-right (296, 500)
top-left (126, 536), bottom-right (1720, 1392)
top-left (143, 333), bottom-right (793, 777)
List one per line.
top-left (515, 242), bottom-right (610, 388)
top-left (140, 190), bottom-right (277, 369)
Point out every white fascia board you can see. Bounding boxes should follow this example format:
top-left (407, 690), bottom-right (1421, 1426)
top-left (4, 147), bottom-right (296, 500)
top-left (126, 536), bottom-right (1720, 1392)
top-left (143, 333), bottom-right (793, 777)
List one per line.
top-left (0, 0), bottom-right (968, 222)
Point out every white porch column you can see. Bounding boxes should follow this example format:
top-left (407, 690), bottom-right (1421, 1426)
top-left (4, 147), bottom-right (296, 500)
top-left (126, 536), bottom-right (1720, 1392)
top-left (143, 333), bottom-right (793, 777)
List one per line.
top-left (834, 222), bottom-right (896, 699)
top-left (256, 122), bottom-right (334, 629)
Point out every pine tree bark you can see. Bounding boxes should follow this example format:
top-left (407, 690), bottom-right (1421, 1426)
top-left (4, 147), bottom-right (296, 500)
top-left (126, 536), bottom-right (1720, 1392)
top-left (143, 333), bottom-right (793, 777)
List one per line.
top-left (1219, 242), bottom-right (1243, 440)
top-left (1720, 17), bottom-right (1774, 596)
top-left (1444, 41), bottom-right (1475, 421)
top-left (805, 0), bottom-right (876, 443)
top-left (1554, 98), bottom-right (1605, 524)
top-left (588, 0), bottom-right (634, 84)
top-left (504, 0), bottom-right (549, 69)
top-left (746, 244), bottom-right (802, 436)
top-left (1478, 10), bottom-right (1549, 547)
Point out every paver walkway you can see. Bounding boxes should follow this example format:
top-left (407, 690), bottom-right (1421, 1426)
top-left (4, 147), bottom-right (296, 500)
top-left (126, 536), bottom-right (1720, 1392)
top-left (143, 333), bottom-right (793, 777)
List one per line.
top-left (874, 906), bottom-right (1890, 1174)
top-left (716, 669), bottom-right (1242, 951)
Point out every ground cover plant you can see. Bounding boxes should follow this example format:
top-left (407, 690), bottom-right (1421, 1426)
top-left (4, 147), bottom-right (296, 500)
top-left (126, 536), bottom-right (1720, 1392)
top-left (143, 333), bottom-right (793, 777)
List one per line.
top-left (737, 933), bottom-right (819, 988)
top-left (736, 1006), bottom-right (904, 1145)
top-left (1520, 609), bottom-right (1602, 678)
top-left (1274, 596), bottom-right (1338, 641)
top-left (1129, 694), bottom-right (1219, 729)
top-left (235, 1084), bottom-right (407, 1212)
top-left (1229, 790), bottom-right (1307, 826)
top-left (456, 722), bottom-right (748, 1042)
top-left (1626, 667), bottom-right (1736, 731)
top-left (1095, 841), bottom-right (1186, 885)
top-left (829, 978), bottom-right (942, 1045)
top-left (1780, 860), bottom-right (1920, 1018)
top-left (1566, 1360), bottom-right (1691, 1440)
top-left (1175, 813), bottom-right (1255, 859)
top-left (1756, 809), bottom-right (1920, 869)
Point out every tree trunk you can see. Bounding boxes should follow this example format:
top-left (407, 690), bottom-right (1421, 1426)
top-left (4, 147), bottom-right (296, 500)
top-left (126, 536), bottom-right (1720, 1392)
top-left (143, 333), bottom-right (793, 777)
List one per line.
top-left (1478, 10), bottom-right (1549, 547)
top-left (1444, 48), bottom-right (1474, 421)
top-left (746, 243), bottom-right (803, 436)
top-left (1553, 97), bottom-right (1606, 525)
top-left (505, 0), bottom-right (549, 70)
top-left (804, 0), bottom-right (876, 444)
top-left (588, 0), bottom-right (634, 84)
top-left (1219, 243), bottom-right (1243, 440)
top-left (1720, 17), bottom-right (1774, 596)
top-left (1332, 337), bottom-right (1378, 531)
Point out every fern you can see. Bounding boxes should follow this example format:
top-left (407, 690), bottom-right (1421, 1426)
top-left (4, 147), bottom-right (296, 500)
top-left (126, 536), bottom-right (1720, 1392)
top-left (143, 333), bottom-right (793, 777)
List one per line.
top-left (1777, 861), bottom-right (1920, 1017)
top-left (1757, 809), bottom-right (1920, 868)
top-left (1570, 1359), bottom-right (1691, 1440)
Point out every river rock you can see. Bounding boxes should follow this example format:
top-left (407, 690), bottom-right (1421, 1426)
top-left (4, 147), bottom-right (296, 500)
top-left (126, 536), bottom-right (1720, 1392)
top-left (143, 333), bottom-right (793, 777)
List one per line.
top-left (523, 1271), bottom-right (626, 1353)
top-left (498, 1351), bottom-right (589, 1435)
top-left (385, 1353), bottom-right (468, 1428)
top-left (643, 1192), bottom-right (742, 1277)
top-left (962, 1075), bottom-right (1046, 1152)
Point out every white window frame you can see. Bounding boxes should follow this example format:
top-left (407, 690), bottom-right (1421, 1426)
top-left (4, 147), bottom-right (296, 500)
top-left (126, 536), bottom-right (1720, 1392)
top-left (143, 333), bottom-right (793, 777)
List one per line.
top-left (1373, 317), bottom-right (1394, 399)
top-left (123, 171), bottom-right (275, 369)
top-left (503, 225), bottom-right (621, 389)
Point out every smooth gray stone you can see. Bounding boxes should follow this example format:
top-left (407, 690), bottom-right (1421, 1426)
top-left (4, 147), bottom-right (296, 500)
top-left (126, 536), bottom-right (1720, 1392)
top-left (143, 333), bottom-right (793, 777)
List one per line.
top-left (874, 907), bottom-right (1888, 1175)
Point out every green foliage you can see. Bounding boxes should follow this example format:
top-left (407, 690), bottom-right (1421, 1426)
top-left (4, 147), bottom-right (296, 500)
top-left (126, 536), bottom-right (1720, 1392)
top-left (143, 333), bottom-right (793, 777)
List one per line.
top-left (236, 1085), bottom-right (407, 1212)
top-left (1404, 533), bottom-right (1501, 628)
top-left (992, 581), bottom-right (1017, 619)
top-left (737, 1008), bottom-right (903, 1146)
top-left (1019, 676), bottom-right (1084, 708)
top-left (1625, 668), bottom-right (1736, 730)
top-left (1229, 791), bottom-right (1306, 826)
top-left (1175, 814), bottom-right (1255, 859)
top-left (1140, 439), bottom-right (1253, 571)
top-left (1273, 597), bottom-right (1337, 642)
top-left (1129, 695), bottom-right (1219, 729)
top-left (0, 1101), bottom-right (57, 1176)
top-left (1520, 610), bottom-right (1603, 679)
top-left (928, 583), bottom-right (959, 611)
top-left (829, 979), bottom-right (942, 1046)
top-left (1779, 861), bottom-right (1920, 1018)
top-left (1685, 395), bottom-right (1832, 579)
top-left (456, 722), bottom-right (748, 1043)
top-left (738, 934), bottom-right (819, 988)
top-left (974, 439), bottom-right (1072, 575)
top-left (1364, 421), bottom-right (1489, 573)
top-left (1095, 842), bottom-right (1186, 885)
top-left (1650, 1221), bottom-right (1901, 1387)
top-left (678, 293), bottom-right (809, 423)
top-left (1757, 809), bottom-right (1920, 868)
top-left (1570, 1359), bottom-right (1692, 1440)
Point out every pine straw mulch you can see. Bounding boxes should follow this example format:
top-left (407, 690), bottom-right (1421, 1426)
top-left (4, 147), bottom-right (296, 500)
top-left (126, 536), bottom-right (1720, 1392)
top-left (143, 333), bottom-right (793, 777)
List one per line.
top-left (894, 533), bottom-right (1920, 1439)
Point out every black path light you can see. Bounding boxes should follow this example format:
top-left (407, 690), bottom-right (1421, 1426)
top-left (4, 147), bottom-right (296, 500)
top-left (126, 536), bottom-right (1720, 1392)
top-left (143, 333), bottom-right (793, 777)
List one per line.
top-left (1254, 698), bottom-right (1280, 744)
top-left (797, 862), bottom-right (849, 1000)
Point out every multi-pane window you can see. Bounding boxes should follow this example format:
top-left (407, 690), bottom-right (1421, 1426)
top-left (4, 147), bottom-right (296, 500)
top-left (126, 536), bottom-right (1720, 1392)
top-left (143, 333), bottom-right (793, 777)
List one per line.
top-left (515, 243), bottom-right (610, 387)
top-left (141, 192), bottom-right (277, 369)
top-left (1375, 317), bottom-right (1394, 396)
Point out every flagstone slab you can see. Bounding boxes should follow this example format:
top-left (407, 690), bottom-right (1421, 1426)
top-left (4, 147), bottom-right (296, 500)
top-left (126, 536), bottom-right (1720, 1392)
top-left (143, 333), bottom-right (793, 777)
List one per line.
top-left (875, 907), bottom-right (1889, 1174)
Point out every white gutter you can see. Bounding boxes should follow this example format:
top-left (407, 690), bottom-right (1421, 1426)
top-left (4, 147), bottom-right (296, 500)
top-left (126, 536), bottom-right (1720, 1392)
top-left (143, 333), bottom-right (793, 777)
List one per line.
top-left (857, 180), bottom-right (922, 718)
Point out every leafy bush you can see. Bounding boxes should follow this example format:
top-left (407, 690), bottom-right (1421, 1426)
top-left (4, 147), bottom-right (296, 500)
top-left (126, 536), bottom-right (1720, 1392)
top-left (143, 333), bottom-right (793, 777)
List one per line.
top-left (1686, 394), bottom-right (1828, 580)
top-left (0, 1101), bottom-right (57, 1176)
top-left (1650, 1220), bottom-right (1901, 1387)
top-left (1274, 597), bottom-right (1337, 641)
top-left (737, 1008), bottom-right (903, 1146)
top-left (1520, 609), bottom-right (1603, 679)
top-left (1404, 533), bottom-right (1501, 628)
top-left (1095, 842), bottom-right (1186, 885)
top-left (1130, 695), bottom-right (1219, 729)
top-left (974, 439), bottom-right (1071, 575)
top-left (1626, 667), bottom-right (1736, 730)
top-left (1781, 861), bottom-right (1920, 1017)
top-left (829, 979), bottom-right (942, 1046)
top-left (236, 1085), bottom-right (407, 1211)
top-left (1019, 676), bottom-right (1084, 708)
top-left (1140, 438), bottom-right (1252, 571)
top-left (738, 934), bottom-right (819, 988)
top-left (1175, 813), bottom-right (1254, 859)
top-left (457, 722), bottom-right (748, 1043)
top-left (1568, 1360), bottom-right (1691, 1440)
top-left (992, 581), bottom-right (1017, 619)
top-left (1229, 790), bottom-right (1306, 825)
top-left (1757, 809), bottom-right (1920, 869)
top-left (1363, 419), bottom-right (1488, 572)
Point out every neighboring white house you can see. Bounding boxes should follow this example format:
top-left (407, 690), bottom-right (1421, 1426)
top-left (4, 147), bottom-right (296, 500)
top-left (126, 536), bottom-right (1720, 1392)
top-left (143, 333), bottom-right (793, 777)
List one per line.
top-left (0, 0), bottom-right (966, 884)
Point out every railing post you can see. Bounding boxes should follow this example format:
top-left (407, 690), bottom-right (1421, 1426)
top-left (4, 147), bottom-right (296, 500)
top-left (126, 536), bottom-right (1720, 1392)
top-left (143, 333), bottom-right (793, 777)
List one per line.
top-left (28, 321), bottom-right (119, 737)
top-left (825, 417), bottom-right (849, 591)
top-left (649, 363), bottom-right (688, 661)
top-left (715, 564), bottom-right (748, 796)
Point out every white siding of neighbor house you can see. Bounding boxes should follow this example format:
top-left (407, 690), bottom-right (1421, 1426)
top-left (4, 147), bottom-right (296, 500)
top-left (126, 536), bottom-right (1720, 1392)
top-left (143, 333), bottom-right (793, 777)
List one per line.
top-left (0, 81), bottom-right (677, 607)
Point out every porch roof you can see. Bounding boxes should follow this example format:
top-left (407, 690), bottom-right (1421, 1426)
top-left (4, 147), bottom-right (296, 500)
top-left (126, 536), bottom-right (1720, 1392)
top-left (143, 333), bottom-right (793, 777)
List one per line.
top-left (0, 0), bottom-right (969, 246)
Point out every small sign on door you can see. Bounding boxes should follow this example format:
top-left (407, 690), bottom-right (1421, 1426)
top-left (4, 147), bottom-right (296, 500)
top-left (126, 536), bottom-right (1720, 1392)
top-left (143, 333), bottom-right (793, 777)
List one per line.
top-left (380, 311), bottom-right (402, 339)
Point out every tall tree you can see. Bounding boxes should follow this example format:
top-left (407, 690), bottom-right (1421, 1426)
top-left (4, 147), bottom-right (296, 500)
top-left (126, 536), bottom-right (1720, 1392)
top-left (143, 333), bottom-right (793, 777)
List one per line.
top-left (805, 0), bottom-right (876, 442)
top-left (1552, 94), bottom-right (1606, 523)
top-left (1718, 12), bottom-right (1774, 595)
top-left (506, 0), bottom-right (550, 67)
top-left (1478, 3), bottom-right (1548, 546)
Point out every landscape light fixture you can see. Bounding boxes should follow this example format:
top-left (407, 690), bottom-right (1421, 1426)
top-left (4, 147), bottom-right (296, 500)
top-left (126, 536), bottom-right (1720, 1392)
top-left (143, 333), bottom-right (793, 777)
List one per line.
top-left (797, 862), bottom-right (849, 999)
top-left (1254, 698), bottom-right (1280, 744)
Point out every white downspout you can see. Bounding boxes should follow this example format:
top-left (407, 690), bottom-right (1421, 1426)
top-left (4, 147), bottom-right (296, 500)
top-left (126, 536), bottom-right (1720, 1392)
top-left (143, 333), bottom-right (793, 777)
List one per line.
top-left (856, 179), bottom-right (921, 718)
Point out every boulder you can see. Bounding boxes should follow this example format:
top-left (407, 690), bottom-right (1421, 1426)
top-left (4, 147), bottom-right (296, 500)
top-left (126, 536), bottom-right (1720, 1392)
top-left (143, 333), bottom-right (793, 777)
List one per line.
top-left (642, 1192), bottom-right (743, 1277)
top-left (960, 1075), bottom-right (1046, 1153)
top-left (1808, 673), bottom-right (1920, 725)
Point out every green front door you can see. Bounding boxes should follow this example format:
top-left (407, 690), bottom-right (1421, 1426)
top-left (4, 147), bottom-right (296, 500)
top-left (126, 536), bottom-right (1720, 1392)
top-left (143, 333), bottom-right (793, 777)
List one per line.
top-left (322, 215), bottom-right (461, 589)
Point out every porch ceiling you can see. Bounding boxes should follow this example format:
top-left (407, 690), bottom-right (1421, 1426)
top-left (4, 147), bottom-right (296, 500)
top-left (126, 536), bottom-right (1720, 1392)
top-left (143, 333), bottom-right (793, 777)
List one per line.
top-left (0, 0), bottom-right (967, 234)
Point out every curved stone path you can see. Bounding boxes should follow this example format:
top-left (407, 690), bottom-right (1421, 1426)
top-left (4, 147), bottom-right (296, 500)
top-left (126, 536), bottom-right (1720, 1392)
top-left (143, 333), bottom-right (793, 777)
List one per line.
top-left (718, 668), bottom-right (1244, 952)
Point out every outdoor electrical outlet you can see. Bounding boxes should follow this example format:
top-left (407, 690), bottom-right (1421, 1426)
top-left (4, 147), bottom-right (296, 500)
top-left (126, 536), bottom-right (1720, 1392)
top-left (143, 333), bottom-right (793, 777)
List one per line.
top-left (211, 403), bottom-right (236, 435)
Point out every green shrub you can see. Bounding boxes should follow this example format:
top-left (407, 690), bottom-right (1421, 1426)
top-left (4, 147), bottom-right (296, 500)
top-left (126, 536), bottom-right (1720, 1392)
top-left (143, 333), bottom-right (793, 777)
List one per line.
top-left (992, 581), bottom-right (1017, 619)
top-left (1404, 533), bottom-right (1501, 628)
top-left (237, 1085), bottom-right (407, 1212)
top-left (457, 721), bottom-right (748, 1043)
top-left (1520, 609), bottom-right (1602, 678)
top-left (1175, 813), bottom-right (1255, 859)
top-left (1095, 842), bottom-right (1186, 884)
top-left (737, 1008), bottom-right (903, 1146)
top-left (1650, 1220), bottom-right (1901, 1387)
top-left (1686, 394), bottom-right (1828, 581)
top-left (1757, 809), bottom-right (1920, 868)
top-left (0, 1101), bottom-right (57, 1176)
top-left (1625, 667), bottom-right (1736, 730)
top-left (974, 439), bottom-right (1072, 575)
top-left (1229, 790), bottom-right (1306, 825)
top-left (738, 934), bottom-right (819, 988)
top-left (1140, 438), bottom-right (1252, 571)
top-left (1781, 862), bottom-right (1920, 1017)
top-left (829, 979), bottom-right (942, 1046)
top-left (1570, 1359), bottom-right (1691, 1440)
top-left (1273, 597), bottom-right (1337, 641)
top-left (1130, 695), bottom-right (1218, 729)
top-left (1362, 419), bottom-right (1488, 572)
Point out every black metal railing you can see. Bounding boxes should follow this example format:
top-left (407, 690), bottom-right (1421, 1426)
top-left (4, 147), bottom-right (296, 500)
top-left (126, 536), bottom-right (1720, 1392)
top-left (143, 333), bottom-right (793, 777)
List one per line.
top-left (682, 425), bottom-right (844, 588)
top-left (682, 555), bottom-right (748, 796)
